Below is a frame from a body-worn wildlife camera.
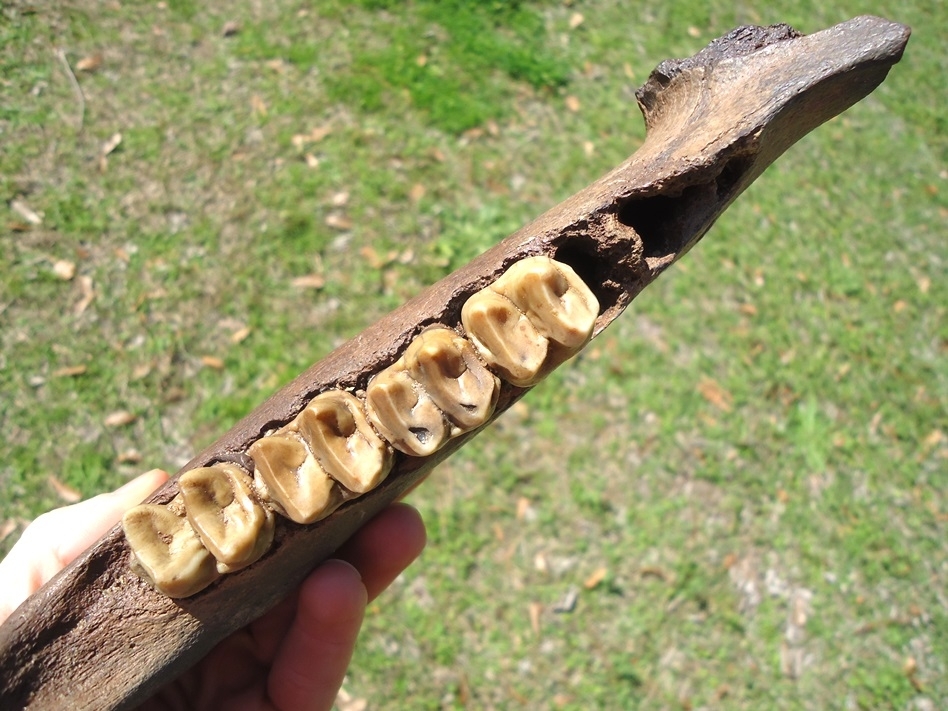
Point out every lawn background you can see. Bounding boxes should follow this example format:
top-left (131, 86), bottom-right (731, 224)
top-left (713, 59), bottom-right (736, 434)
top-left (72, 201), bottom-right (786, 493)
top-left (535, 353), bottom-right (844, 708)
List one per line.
top-left (1, 1), bottom-right (945, 709)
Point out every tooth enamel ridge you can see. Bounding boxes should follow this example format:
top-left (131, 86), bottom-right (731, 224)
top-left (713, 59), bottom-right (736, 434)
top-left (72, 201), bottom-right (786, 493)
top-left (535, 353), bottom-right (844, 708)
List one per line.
top-left (492, 257), bottom-right (598, 350)
top-left (248, 432), bottom-right (342, 524)
top-left (460, 289), bottom-right (548, 387)
top-left (462, 256), bottom-right (598, 386)
top-left (293, 390), bottom-right (393, 494)
top-left (122, 501), bottom-right (220, 598)
top-left (403, 327), bottom-right (500, 434)
top-left (365, 365), bottom-right (450, 457)
top-left (178, 464), bottom-right (275, 573)
top-left (126, 255), bottom-right (598, 597)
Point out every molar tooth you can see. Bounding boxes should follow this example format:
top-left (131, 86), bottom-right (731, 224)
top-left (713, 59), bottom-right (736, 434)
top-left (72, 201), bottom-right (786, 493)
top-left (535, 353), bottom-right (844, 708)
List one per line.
top-left (248, 434), bottom-right (342, 524)
top-left (293, 390), bottom-right (393, 494)
top-left (122, 503), bottom-right (220, 598)
top-left (461, 288), bottom-right (548, 387)
top-left (178, 463), bottom-right (274, 573)
top-left (365, 365), bottom-right (448, 457)
top-left (492, 256), bottom-right (598, 350)
top-left (403, 327), bottom-right (500, 433)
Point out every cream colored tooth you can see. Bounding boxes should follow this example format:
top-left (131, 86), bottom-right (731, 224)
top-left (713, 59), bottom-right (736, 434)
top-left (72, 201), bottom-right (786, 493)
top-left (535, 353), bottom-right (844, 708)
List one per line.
top-left (248, 434), bottom-right (342, 524)
top-left (461, 288), bottom-right (548, 387)
top-left (365, 365), bottom-right (448, 457)
top-left (178, 464), bottom-right (275, 573)
top-left (293, 390), bottom-right (393, 494)
top-left (403, 327), bottom-right (500, 433)
top-left (122, 503), bottom-right (220, 598)
top-left (491, 256), bottom-right (598, 350)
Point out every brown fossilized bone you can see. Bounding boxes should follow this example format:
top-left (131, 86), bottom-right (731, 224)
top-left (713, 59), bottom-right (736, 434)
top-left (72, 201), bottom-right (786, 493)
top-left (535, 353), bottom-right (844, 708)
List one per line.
top-left (0, 16), bottom-right (909, 710)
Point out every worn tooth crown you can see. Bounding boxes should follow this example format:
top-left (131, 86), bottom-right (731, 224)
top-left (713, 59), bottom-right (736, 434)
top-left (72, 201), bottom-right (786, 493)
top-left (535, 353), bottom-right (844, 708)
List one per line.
top-left (365, 365), bottom-right (449, 457)
top-left (122, 503), bottom-right (220, 598)
top-left (124, 255), bottom-right (601, 598)
top-left (248, 433), bottom-right (341, 524)
top-left (461, 288), bottom-right (548, 387)
top-left (178, 464), bottom-right (274, 573)
top-left (493, 257), bottom-right (598, 349)
top-left (462, 256), bottom-right (598, 387)
top-left (403, 327), bottom-right (499, 432)
top-left (295, 390), bottom-right (393, 494)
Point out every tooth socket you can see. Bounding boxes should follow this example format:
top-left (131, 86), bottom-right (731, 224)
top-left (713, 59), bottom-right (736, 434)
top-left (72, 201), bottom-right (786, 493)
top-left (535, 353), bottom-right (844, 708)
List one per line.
top-left (248, 433), bottom-right (343, 524)
top-left (293, 390), bottom-right (394, 494)
top-left (122, 501), bottom-right (220, 598)
top-left (178, 464), bottom-right (275, 573)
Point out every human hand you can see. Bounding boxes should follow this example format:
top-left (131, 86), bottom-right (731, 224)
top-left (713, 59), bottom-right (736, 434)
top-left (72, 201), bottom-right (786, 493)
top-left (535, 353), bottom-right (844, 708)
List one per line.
top-left (0, 470), bottom-right (427, 711)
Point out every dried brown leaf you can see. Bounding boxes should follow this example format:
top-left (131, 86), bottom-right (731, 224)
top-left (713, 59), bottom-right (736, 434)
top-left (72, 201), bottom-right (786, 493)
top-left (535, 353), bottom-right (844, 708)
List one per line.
top-left (697, 376), bottom-right (733, 412)
top-left (565, 95), bottom-right (581, 112)
top-left (53, 365), bottom-right (87, 378)
top-left (74, 275), bottom-right (95, 315)
top-left (583, 566), bottom-right (608, 590)
top-left (52, 259), bottom-right (76, 280)
top-left (250, 94), bottom-right (267, 117)
top-left (0, 519), bottom-right (18, 542)
top-left (569, 12), bottom-right (584, 29)
top-left (11, 199), bottom-right (42, 225)
top-left (102, 132), bottom-right (122, 156)
top-left (360, 246), bottom-right (385, 269)
top-left (131, 363), bottom-right (152, 380)
top-left (528, 601), bottom-right (543, 635)
top-left (291, 274), bottom-right (326, 290)
top-left (201, 355), bottom-right (225, 370)
top-left (117, 449), bottom-right (143, 464)
top-left (409, 183), bottom-right (426, 203)
top-left (335, 688), bottom-right (368, 711)
top-left (48, 476), bottom-right (82, 503)
top-left (222, 21), bottom-right (241, 37)
top-left (104, 410), bottom-right (137, 427)
top-left (75, 53), bottom-right (103, 72)
top-left (291, 126), bottom-right (332, 149)
top-left (230, 326), bottom-right (251, 344)
top-left (325, 213), bottom-right (353, 230)
top-left (516, 497), bottom-right (531, 521)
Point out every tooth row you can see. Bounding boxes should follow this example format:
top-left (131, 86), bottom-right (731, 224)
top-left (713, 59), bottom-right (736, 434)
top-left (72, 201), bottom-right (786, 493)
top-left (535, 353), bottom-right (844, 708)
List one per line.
top-left (122, 256), bottom-right (598, 597)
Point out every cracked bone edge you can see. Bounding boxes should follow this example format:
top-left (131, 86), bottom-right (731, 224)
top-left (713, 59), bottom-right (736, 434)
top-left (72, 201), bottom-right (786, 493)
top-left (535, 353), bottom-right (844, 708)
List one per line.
top-left (292, 389), bottom-right (394, 494)
top-left (248, 433), bottom-right (343, 524)
top-left (491, 256), bottom-right (598, 351)
top-left (365, 364), bottom-right (449, 457)
top-left (122, 500), bottom-right (220, 598)
top-left (461, 287), bottom-right (549, 387)
top-left (178, 463), bottom-right (275, 573)
top-left (403, 327), bottom-right (500, 434)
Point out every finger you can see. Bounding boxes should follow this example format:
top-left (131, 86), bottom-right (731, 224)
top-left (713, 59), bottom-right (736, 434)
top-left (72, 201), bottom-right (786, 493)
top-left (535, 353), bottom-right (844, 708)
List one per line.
top-left (0, 470), bottom-right (170, 626)
top-left (267, 560), bottom-right (366, 711)
top-left (53, 469), bottom-right (170, 565)
top-left (335, 502), bottom-right (426, 602)
top-left (249, 503), bottom-right (426, 662)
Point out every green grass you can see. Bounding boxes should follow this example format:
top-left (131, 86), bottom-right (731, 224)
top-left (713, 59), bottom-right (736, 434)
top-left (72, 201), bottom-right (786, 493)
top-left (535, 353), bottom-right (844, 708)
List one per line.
top-left (1, 0), bottom-right (945, 708)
